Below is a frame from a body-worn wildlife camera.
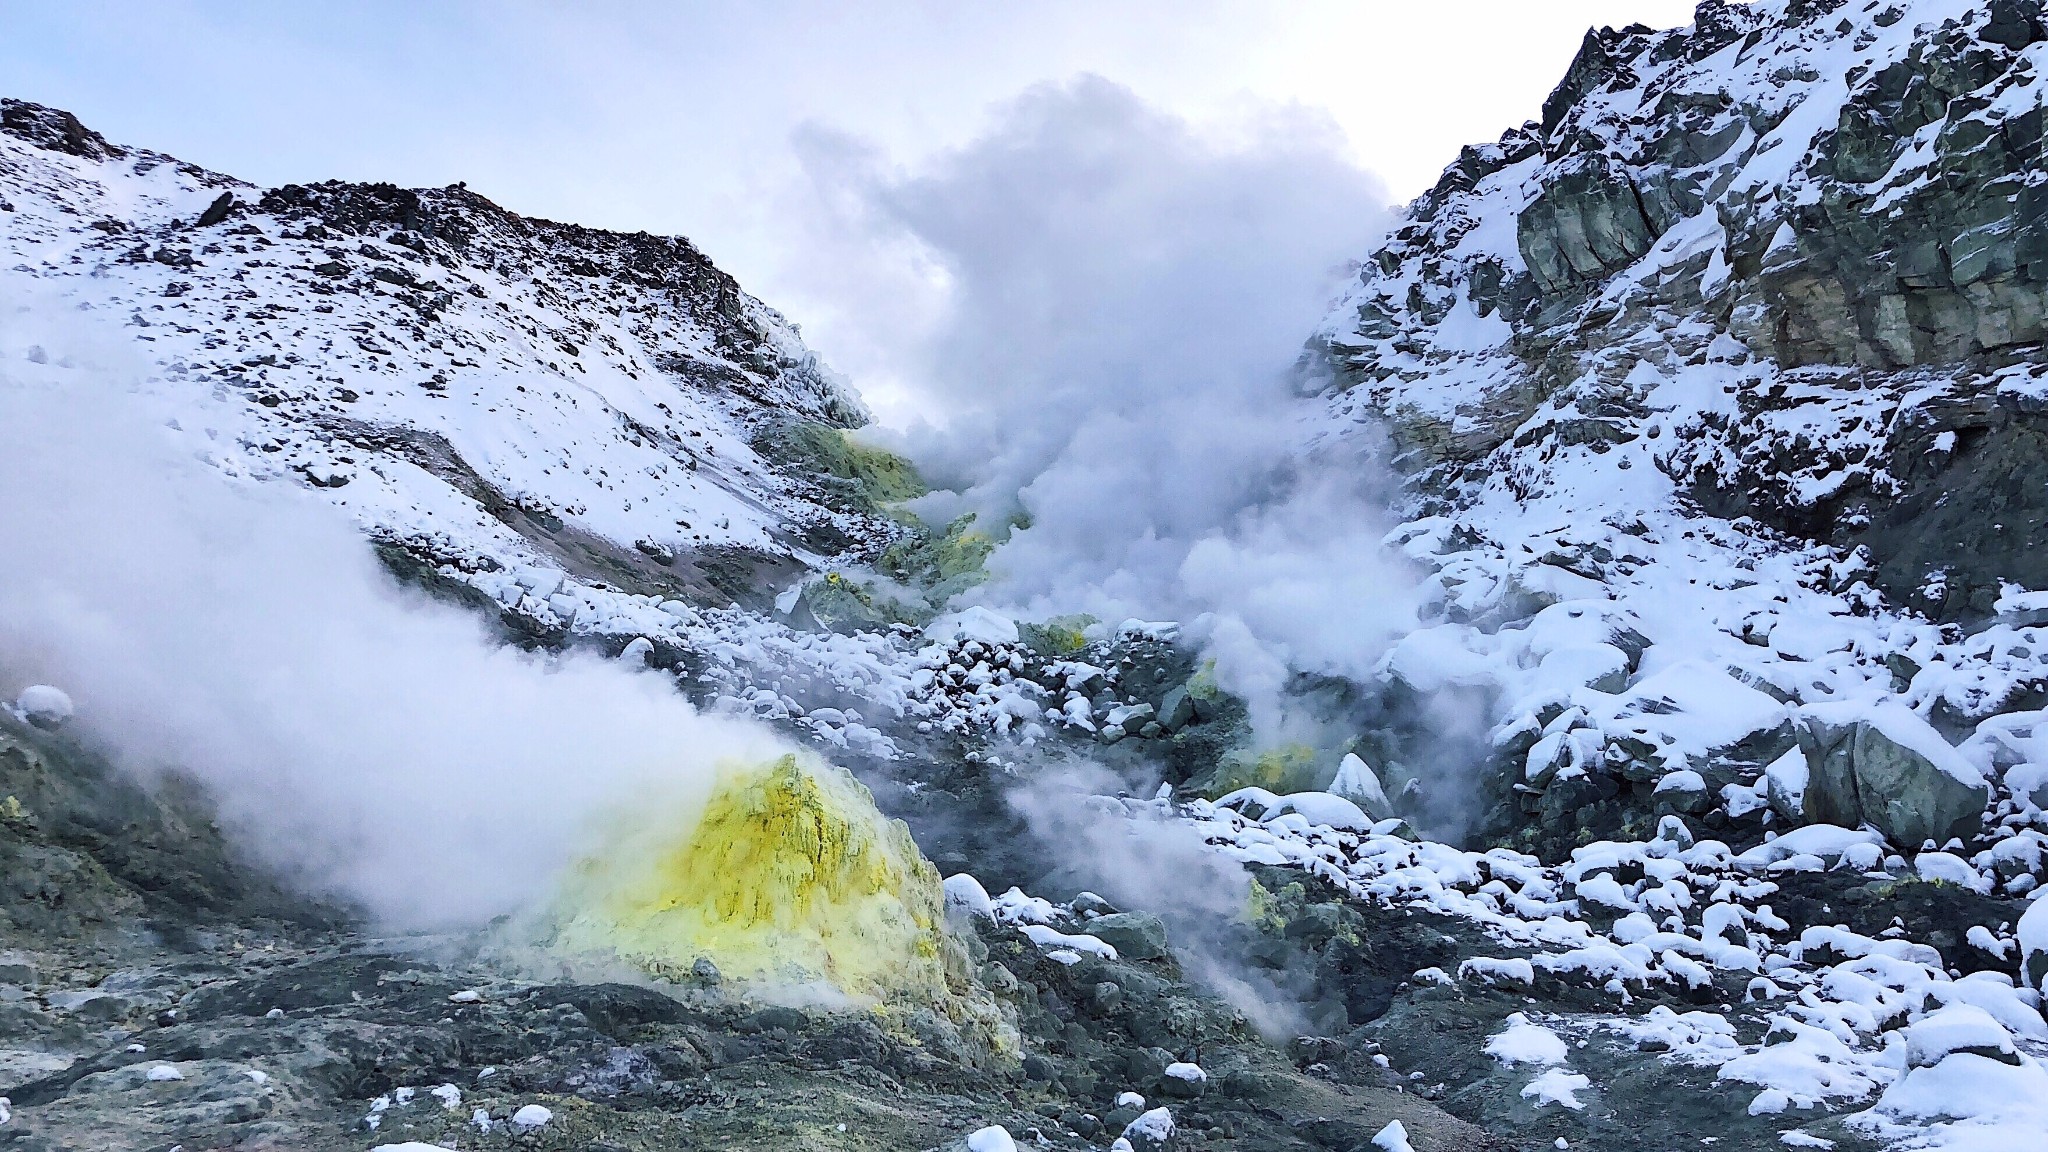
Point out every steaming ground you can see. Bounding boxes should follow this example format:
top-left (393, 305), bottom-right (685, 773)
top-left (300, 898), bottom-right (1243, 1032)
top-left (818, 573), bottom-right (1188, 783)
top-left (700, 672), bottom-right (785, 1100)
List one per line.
top-left (0, 305), bottom-right (793, 929)
top-left (795, 78), bottom-right (1426, 736)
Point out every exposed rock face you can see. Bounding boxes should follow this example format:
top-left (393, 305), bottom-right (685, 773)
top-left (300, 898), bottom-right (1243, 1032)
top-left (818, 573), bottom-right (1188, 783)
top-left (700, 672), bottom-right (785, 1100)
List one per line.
top-left (1080, 913), bottom-right (1172, 962)
top-left (1315, 0), bottom-right (2048, 620)
top-left (1796, 712), bottom-right (1991, 848)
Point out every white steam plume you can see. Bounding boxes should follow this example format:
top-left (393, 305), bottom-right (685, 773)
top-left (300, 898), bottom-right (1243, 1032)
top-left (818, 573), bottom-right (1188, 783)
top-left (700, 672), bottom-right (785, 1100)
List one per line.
top-left (0, 302), bottom-right (791, 929)
top-left (792, 76), bottom-right (1421, 732)
top-left (1005, 763), bottom-right (1310, 1039)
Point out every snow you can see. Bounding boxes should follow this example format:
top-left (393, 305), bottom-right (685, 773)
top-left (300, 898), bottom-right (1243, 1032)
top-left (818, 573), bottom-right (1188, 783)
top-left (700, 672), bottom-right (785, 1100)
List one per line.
top-left (966, 1125), bottom-right (1017, 1152)
top-left (1485, 1014), bottom-right (1569, 1066)
top-left (1459, 958), bottom-right (1535, 987)
top-left (943, 873), bottom-right (995, 918)
top-left (1268, 792), bottom-right (1371, 832)
top-left (1734, 826), bottom-right (1884, 871)
top-left (1371, 1119), bottom-right (1415, 1152)
top-left (145, 1065), bottom-right (183, 1082)
top-left (1163, 1062), bottom-right (1206, 1083)
top-left (1520, 1068), bottom-right (1590, 1110)
top-left (1017, 923), bottom-right (1118, 961)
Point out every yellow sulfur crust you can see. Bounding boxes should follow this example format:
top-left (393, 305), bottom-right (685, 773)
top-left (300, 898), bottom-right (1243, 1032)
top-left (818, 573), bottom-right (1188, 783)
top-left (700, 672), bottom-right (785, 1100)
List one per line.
top-left (551, 754), bottom-right (951, 1001)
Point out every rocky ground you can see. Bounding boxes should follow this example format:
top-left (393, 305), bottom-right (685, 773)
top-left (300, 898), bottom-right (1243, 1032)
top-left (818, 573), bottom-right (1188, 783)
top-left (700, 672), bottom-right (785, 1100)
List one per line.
top-left (0, 714), bottom-right (1510, 1152)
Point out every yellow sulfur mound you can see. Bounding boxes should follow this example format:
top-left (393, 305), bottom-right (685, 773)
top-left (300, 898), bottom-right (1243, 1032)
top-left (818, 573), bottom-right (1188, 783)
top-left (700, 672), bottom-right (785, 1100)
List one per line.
top-left (551, 754), bottom-right (954, 1002)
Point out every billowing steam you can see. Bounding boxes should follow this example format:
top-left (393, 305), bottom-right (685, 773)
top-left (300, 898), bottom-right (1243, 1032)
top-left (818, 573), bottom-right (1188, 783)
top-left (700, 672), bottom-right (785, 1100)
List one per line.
top-left (0, 300), bottom-right (791, 929)
top-left (791, 76), bottom-right (1421, 734)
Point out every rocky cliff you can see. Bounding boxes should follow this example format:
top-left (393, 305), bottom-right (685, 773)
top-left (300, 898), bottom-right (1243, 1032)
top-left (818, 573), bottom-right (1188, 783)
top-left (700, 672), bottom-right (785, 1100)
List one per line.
top-left (1316, 0), bottom-right (2046, 620)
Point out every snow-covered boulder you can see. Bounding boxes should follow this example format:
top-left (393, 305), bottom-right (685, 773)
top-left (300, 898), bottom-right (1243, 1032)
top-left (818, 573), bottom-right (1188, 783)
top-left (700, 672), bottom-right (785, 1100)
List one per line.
top-left (942, 873), bottom-right (995, 919)
top-left (1902, 1004), bottom-right (2020, 1068)
top-left (1762, 747), bottom-right (1808, 822)
top-left (1214, 787), bottom-right (1373, 832)
top-left (924, 607), bottom-right (1019, 646)
top-left (1795, 703), bottom-right (1989, 849)
top-left (1330, 753), bottom-right (1392, 819)
top-left (1080, 913), bottom-right (1169, 962)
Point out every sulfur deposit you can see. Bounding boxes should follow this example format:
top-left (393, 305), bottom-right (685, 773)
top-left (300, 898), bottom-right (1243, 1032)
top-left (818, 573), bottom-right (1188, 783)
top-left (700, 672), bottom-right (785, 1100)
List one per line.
top-left (551, 753), bottom-right (962, 1004)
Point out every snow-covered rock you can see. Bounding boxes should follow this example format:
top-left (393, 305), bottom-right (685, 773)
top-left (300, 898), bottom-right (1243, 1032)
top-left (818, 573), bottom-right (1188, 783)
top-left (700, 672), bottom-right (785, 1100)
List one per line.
top-left (11, 685), bottom-right (72, 729)
top-left (942, 873), bottom-right (995, 918)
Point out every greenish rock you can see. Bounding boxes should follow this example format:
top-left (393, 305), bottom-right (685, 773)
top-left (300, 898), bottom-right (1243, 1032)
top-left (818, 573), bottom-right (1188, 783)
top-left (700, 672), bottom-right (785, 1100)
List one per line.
top-left (1157, 686), bottom-right (1196, 733)
top-left (1186, 743), bottom-right (1324, 798)
top-left (795, 571), bottom-right (928, 632)
top-left (1517, 155), bottom-right (1663, 296)
top-left (1323, 0), bottom-right (2048, 625)
top-left (1018, 613), bottom-right (1096, 656)
top-left (1082, 913), bottom-right (1171, 963)
top-left (1089, 980), bottom-right (1124, 1015)
top-left (876, 513), bottom-right (995, 604)
top-left (751, 418), bottom-right (925, 511)
top-left (1114, 703), bottom-right (1156, 736)
top-left (1797, 716), bottom-right (1989, 849)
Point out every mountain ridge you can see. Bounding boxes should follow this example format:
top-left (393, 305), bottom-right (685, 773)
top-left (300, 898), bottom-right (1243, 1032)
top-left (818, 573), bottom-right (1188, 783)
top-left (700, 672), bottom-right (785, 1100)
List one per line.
top-left (1, 95), bottom-right (890, 614)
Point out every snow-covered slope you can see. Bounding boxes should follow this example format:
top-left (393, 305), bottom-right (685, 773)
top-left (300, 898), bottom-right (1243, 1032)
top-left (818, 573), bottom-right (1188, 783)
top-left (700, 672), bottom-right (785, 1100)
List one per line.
top-left (1317, 0), bottom-right (2048, 613)
top-left (0, 97), bottom-right (888, 612)
top-left (1305, 0), bottom-right (2048, 863)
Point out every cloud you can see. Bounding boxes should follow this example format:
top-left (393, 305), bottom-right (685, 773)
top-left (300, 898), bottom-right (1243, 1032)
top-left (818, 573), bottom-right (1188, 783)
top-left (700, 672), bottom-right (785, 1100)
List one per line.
top-left (795, 75), bottom-right (1420, 733)
top-left (0, 299), bottom-right (790, 929)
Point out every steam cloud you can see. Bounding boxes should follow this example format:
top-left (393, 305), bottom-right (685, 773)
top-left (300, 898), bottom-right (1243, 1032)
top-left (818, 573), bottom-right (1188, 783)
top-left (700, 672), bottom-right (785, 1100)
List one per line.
top-left (791, 81), bottom-right (1449, 1024)
top-left (793, 76), bottom-right (1422, 734)
top-left (1007, 763), bottom-right (1312, 1038)
top-left (0, 301), bottom-right (791, 929)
